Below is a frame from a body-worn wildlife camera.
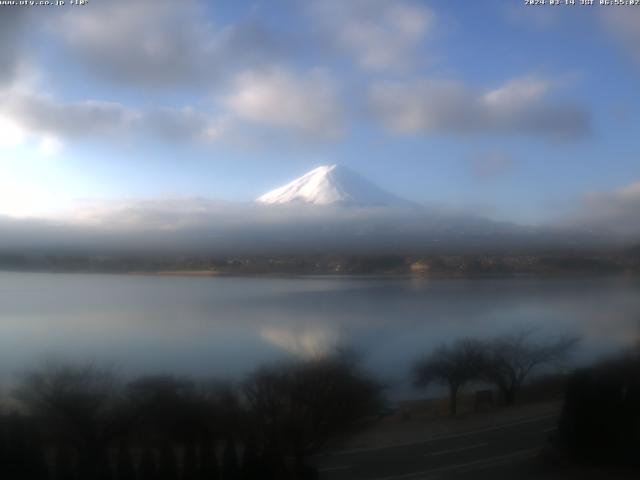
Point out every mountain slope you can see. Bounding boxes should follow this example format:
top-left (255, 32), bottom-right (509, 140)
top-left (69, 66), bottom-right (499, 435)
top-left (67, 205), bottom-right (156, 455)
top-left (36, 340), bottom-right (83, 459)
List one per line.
top-left (256, 164), bottom-right (409, 207)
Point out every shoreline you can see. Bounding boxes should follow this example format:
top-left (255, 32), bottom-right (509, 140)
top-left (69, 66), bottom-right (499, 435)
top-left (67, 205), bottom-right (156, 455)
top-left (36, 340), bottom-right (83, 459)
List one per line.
top-left (0, 268), bottom-right (637, 280)
top-left (128, 269), bottom-right (220, 277)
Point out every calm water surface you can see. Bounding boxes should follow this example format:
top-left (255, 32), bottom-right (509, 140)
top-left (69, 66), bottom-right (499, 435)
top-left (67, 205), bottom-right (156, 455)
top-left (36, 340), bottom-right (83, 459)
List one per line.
top-left (1, 272), bottom-right (639, 397)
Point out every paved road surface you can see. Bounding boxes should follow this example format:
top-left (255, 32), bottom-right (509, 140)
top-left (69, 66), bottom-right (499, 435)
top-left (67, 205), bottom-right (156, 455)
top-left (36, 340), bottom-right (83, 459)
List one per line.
top-left (314, 414), bottom-right (558, 480)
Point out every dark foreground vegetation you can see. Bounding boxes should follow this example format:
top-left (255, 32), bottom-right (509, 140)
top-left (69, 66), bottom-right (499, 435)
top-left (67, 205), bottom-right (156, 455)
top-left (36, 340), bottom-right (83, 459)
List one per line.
top-left (2, 334), bottom-right (639, 478)
top-left (0, 356), bottom-right (381, 480)
top-left (556, 350), bottom-right (640, 468)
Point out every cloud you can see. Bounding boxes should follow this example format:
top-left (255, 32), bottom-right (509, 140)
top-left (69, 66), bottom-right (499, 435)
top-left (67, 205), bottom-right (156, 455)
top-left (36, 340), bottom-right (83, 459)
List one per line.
top-left (142, 107), bottom-right (230, 144)
top-left (600, 8), bottom-right (640, 65)
top-left (1, 89), bottom-right (137, 140)
top-left (0, 87), bottom-right (131, 154)
top-left (0, 194), bottom-right (625, 255)
top-left (369, 76), bottom-right (590, 140)
top-left (0, 86), bottom-right (140, 152)
top-left (0, 72), bottom-right (346, 150)
top-left (66, 199), bottom-right (410, 232)
top-left (569, 181), bottom-right (640, 238)
top-left (0, 69), bottom-right (344, 149)
top-left (311, 0), bottom-right (434, 71)
top-left (0, 197), bottom-right (509, 254)
top-left (0, 85), bottom-right (232, 149)
top-left (1, 1), bottom-right (325, 149)
top-left (53, 0), bottom-right (212, 87)
top-left (0, 9), bottom-right (32, 86)
top-left (54, 0), bottom-right (286, 89)
top-left (69, 198), bottom-right (231, 230)
top-left (469, 152), bottom-right (515, 179)
top-left (223, 67), bottom-right (345, 140)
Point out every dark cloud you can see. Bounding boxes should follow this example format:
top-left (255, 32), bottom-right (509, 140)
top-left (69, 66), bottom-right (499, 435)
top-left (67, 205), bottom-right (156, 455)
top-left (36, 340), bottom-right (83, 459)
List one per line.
top-left (0, 199), bottom-right (525, 255)
top-left (142, 108), bottom-right (218, 143)
top-left (0, 88), bottom-right (230, 145)
top-left (0, 197), bottom-right (607, 256)
top-left (568, 182), bottom-right (640, 238)
top-left (2, 91), bottom-right (136, 138)
top-left (0, 9), bottom-right (32, 86)
top-left (54, 0), bottom-right (288, 89)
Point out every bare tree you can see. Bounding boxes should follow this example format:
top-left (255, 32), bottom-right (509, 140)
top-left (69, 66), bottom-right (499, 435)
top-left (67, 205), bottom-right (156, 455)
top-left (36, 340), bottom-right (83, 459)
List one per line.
top-left (413, 339), bottom-right (485, 416)
top-left (481, 329), bottom-right (579, 405)
top-left (242, 355), bottom-right (381, 476)
top-left (125, 374), bottom-right (225, 449)
top-left (14, 361), bottom-right (120, 478)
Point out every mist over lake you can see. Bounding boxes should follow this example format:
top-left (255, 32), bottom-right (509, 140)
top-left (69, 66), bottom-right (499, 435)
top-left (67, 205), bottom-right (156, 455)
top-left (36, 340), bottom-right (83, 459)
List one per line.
top-left (2, 271), bottom-right (638, 399)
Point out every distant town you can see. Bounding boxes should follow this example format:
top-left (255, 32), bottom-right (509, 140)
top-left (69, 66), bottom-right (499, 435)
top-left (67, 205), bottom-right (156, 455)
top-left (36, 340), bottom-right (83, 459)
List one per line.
top-left (1, 246), bottom-right (639, 276)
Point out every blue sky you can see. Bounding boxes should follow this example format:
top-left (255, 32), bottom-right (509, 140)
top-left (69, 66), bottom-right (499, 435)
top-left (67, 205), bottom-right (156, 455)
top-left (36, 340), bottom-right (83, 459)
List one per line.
top-left (1, 0), bottom-right (639, 226)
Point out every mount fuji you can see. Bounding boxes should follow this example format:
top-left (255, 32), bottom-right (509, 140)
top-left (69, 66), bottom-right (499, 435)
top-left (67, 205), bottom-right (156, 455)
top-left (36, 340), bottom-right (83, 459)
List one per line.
top-left (256, 164), bottom-right (410, 207)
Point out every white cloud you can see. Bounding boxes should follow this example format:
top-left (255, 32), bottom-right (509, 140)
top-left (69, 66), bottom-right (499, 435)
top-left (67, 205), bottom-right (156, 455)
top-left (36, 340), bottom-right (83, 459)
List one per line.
top-left (311, 0), bottom-right (434, 71)
top-left (0, 87), bottom-right (141, 155)
top-left (68, 198), bottom-right (228, 230)
top-left (224, 67), bottom-right (345, 140)
top-left (370, 76), bottom-right (590, 140)
top-left (483, 77), bottom-right (553, 109)
top-left (0, 70), bottom-right (346, 150)
top-left (0, 105), bottom-right (63, 157)
top-left (0, 85), bottom-right (229, 147)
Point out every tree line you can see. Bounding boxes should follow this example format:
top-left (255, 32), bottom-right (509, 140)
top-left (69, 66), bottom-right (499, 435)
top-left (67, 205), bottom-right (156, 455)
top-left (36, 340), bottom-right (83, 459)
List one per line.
top-left (0, 355), bottom-right (381, 480)
top-left (0, 328), bottom-right (598, 478)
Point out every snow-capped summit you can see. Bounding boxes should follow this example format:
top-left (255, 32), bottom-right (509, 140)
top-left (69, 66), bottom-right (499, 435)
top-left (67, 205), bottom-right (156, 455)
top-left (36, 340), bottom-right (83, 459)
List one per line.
top-left (256, 164), bottom-right (408, 207)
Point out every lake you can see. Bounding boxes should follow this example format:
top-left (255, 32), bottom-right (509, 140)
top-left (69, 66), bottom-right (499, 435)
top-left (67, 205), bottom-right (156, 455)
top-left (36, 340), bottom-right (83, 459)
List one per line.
top-left (1, 272), bottom-right (639, 398)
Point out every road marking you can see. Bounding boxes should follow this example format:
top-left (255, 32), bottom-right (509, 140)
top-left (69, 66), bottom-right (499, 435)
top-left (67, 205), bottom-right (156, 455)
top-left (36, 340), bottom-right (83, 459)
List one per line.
top-left (543, 427), bottom-right (556, 433)
top-left (423, 442), bottom-right (487, 457)
top-left (321, 413), bottom-right (557, 456)
top-left (319, 465), bottom-right (351, 472)
top-left (367, 447), bottom-right (539, 480)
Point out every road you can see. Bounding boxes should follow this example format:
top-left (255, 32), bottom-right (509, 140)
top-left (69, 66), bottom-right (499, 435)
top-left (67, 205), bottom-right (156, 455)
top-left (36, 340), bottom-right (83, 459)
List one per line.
top-left (314, 414), bottom-right (558, 480)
